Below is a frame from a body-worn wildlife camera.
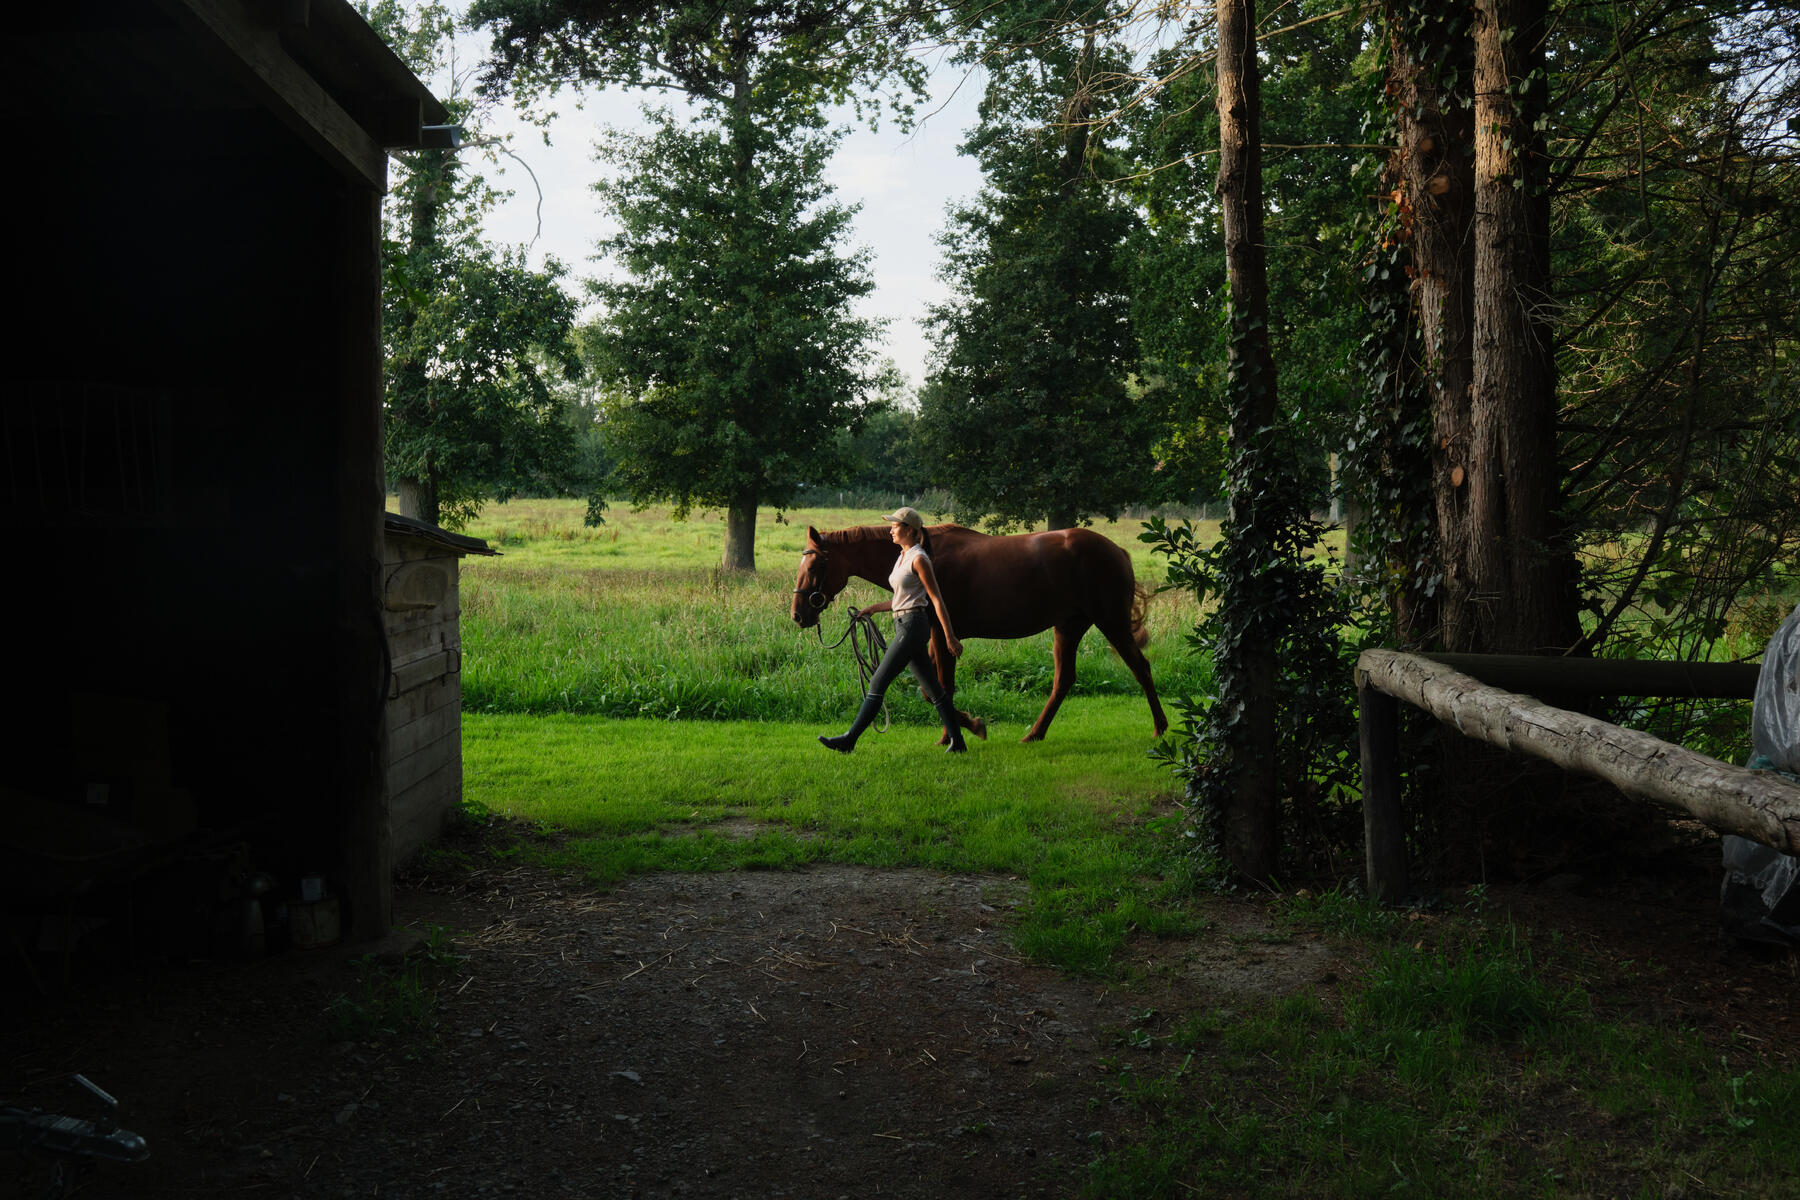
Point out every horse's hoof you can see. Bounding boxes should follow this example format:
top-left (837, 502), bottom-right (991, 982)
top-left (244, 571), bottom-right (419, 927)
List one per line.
top-left (968, 716), bottom-right (988, 741)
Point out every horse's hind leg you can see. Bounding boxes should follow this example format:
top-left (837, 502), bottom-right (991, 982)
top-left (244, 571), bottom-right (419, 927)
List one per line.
top-left (1023, 624), bottom-right (1085, 742)
top-left (1097, 617), bottom-right (1168, 738)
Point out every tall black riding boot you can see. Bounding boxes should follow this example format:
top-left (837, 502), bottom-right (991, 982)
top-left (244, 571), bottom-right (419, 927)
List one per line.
top-left (819, 693), bottom-right (883, 753)
top-left (933, 695), bottom-right (967, 753)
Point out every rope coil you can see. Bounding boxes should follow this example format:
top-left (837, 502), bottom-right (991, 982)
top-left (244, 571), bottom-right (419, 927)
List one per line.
top-left (815, 606), bottom-right (890, 733)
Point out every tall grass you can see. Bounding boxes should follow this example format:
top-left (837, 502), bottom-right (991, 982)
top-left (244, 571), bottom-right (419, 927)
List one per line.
top-left (457, 500), bottom-right (1214, 723)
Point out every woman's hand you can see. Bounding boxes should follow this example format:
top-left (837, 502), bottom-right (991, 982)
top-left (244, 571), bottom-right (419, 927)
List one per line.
top-left (945, 634), bottom-right (963, 657)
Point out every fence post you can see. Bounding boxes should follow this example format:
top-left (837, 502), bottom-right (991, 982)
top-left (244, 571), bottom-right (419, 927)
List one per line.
top-left (1359, 680), bottom-right (1408, 903)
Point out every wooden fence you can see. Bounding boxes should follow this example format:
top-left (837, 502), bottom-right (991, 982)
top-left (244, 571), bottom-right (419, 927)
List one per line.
top-left (1357, 651), bottom-right (1800, 903)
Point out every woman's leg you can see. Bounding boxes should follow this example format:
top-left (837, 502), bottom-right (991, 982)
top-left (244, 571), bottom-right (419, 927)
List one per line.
top-left (819, 614), bottom-right (932, 753)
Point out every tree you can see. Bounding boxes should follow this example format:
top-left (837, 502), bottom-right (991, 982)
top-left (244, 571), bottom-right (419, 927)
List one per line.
top-left (587, 110), bottom-right (887, 569)
top-left (1551, 2), bottom-right (1800, 667)
top-left (369, 0), bottom-right (584, 530)
top-left (1466, 0), bottom-right (1581, 655)
top-left (918, 20), bottom-right (1161, 531)
top-left (1204, 0), bottom-right (1287, 880)
top-left (470, 0), bottom-right (928, 569)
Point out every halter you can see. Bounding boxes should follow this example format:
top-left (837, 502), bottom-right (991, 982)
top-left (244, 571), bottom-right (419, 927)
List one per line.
top-left (793, 545), bottom-right (832, 611)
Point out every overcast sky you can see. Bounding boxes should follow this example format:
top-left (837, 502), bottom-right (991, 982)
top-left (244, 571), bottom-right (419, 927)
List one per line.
top-left (452, 51), bottom-right (989, 394)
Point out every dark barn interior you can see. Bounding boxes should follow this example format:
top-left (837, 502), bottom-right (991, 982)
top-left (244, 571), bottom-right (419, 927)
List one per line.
top-left (5, 0), bottom-right (446, 985)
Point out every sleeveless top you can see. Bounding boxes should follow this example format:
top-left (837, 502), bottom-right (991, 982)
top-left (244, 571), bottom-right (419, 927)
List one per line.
top-left (889, 544), bottom-right (931, 613)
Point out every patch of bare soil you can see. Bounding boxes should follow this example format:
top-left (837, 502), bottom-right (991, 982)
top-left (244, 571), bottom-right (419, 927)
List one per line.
top-left (4, 829), bottom-right (1794, 1200)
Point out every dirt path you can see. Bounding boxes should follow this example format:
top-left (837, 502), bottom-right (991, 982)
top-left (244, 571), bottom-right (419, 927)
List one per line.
top-left (4, 840), bottom-right (1793, 1199)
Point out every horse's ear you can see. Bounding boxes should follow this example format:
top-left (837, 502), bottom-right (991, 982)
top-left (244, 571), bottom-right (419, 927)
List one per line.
top-left (806, 525), bottom-right (819, 543)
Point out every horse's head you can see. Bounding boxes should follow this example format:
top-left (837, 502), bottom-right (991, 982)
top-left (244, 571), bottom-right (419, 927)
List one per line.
top-left (791, 526), bottom-right (850, 628)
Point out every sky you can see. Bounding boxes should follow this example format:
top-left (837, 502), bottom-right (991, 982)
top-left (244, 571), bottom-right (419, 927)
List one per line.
top-left (451, 48), bottom-right (990, 394)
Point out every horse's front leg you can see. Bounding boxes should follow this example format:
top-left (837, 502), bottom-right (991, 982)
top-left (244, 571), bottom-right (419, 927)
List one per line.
top-left (1023, 623), bottom-right (1084, 742)
top-left (927, 630), bottom-right (987, 745)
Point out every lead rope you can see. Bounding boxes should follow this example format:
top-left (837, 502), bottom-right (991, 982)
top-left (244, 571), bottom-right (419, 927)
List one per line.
top-left (815, 607), bottom-right (890, 733)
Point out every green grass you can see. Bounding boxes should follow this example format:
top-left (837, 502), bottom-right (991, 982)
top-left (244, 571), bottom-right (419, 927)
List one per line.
top-left (436, 497), bottom-right (1799, 1198)
top-left (456, 500), bottom-right (1214, 723)
top-left (442, 498), bottom-right (1206, 973)
top-left (461, 696), bottom-right (1196, 974)
top-left (1082, 897), bottom-right (1800, 1199)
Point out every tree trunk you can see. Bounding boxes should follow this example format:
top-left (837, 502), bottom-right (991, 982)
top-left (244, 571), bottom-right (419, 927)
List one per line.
top-left (722, 499), bottom-right (757, 572)
top-left (389, 146), bottom-right (453, 533)
top-left (1214, 0), bottom-right (1280, 883)
top-left (396, 475), bottom-right (438, 528)
top-left (1383, 4), bottom-right (1476, 650)
top-left (1471, 0), bottom-right (1579, 655)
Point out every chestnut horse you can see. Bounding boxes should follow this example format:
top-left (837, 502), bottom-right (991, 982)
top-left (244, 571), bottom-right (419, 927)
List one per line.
top-left (791, 523), bottom-right (1168, 743)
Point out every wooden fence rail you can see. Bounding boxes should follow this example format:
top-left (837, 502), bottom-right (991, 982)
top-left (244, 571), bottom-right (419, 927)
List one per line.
top-left (1357, 650), bottom-right (1800, 903)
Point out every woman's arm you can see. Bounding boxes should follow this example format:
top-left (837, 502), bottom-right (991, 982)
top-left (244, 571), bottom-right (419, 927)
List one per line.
top-left (912, 555), bottom-right (963, 657)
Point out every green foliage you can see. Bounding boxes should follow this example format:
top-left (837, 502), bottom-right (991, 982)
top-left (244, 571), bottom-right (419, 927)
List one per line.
top-left (1120, 13), bottom-right (1374, 514)
top-left (1142, 476), bottom-right (1364, 884)
top-left (918, 26), bottom-right (1163, 531)
top-left (469, 0), bottom-right (929, 125)
top-left (1549, 3), bottom-right (1800, 670)
top-left (383, 237), bottom-right (585, 529)
top-left (369, 0), bottom-right (585, 531)
top-left (831, 394), bottom-right (928, 500)
top-left (586, 110), bottom-right (887, 536)
top-left (469, 0), bottom-right (929, 566)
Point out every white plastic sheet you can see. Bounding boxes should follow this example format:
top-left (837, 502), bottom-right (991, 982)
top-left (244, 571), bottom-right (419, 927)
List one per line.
top-left (1721, 601), bottom-right (1800, 945)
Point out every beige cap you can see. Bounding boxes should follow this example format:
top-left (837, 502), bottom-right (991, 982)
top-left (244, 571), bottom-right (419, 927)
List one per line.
top-left (882, 506), bottom-right (925, 530)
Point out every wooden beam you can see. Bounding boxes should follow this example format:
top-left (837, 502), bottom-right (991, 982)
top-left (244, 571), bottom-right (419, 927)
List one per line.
top-left (157, 0), bottom-right (386, 189)
top-left (1358, 650), bottom-right (1800, 856)
top-left (1358, 681), bottom-right (1409, 903)
top-left (335, 182), bottom-right (391, 941)
top-left (1421, 653), bottom-right (1759, 700)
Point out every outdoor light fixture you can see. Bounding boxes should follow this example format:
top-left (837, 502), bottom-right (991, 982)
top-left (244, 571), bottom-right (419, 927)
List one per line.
top-left (419, 124), bottom-right (463, 149)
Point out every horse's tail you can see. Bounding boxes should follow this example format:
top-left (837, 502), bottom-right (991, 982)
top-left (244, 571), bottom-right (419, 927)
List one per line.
top-left (1130, 580), bottom-right (1153, 649)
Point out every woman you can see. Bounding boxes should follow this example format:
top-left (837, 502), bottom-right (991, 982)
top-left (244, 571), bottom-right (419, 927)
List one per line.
top-left (819, 507), bottom-right (968, 754)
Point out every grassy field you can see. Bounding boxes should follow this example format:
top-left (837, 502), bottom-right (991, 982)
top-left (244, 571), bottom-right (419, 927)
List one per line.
top-left (454, 498), bottom-right (1207, 968)
top-left (456, 499), bottom-right (1214, 724)
top-left (439, 497), bottom-right (1798, 1198)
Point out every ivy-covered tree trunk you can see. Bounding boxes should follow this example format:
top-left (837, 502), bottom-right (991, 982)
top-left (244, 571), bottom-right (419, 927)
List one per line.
top-left (1213, 0), bottom-right (1280, 883)
top-left (1470, 0), bottom-right (1580, 654)
top-left (1383, 2), bottom-right (1476, 650)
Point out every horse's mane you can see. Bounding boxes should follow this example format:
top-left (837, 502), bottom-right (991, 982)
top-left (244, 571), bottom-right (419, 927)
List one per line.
top-left (815, 523), bottom-right (981, 550)
top-left (817, 525), bottom-right (891, 548)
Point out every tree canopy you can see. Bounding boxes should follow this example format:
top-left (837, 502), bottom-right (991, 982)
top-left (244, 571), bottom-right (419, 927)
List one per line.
top-left (586, 110), bottom-right (888, 568)
top-left (469, 0), bottom-right (928, 568)
top-left (369, 0), bottom-right (584, 530)
top-left (919, 25), bottom-right (1161, 531)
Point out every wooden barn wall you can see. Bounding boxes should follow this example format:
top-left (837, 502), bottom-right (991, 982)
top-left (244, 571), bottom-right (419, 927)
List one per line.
top-left (7, 22), bottom-right (388, 920)
top-left (383, 540), bottom-right (466, 865)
